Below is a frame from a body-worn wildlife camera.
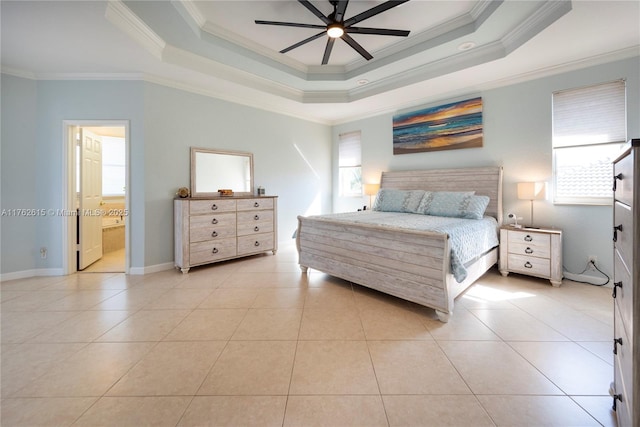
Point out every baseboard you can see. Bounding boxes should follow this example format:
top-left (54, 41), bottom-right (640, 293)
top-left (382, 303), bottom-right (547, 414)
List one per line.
top-left (0, 268), bottom-right (65, 282)
top-left (129, 262), bottom-right (175, 275)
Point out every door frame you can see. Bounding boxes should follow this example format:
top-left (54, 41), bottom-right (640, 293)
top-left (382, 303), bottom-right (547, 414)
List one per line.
top-left (62, 120), bottom-right (131, 275)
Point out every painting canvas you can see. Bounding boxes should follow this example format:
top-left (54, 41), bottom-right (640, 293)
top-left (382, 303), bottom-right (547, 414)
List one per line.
top-left (393, 97), bottom-right (483, 154)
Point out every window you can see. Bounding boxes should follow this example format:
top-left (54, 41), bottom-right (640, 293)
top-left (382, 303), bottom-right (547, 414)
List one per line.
top-left (338, 131), bottom-right (362, 197)
top-left (102, 136), bottom-right (126, 196)
top-left (552, 80), bottom-right (626, 205)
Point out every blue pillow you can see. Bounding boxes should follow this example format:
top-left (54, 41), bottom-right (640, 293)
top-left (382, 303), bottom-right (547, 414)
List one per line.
top-left (418, 191), bottom-right (489, 219)
top-left (373, 189), bottom-right (426, 213)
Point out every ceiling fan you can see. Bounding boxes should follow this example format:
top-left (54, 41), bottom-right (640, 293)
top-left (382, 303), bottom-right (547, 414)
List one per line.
top-left (255, 0), bottom-right (410, 65)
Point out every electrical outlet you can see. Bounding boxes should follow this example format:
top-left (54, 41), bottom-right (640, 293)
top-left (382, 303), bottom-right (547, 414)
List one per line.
top-left (588, 255), bottom-right (597, 268)
top-left (40, 247), bottom-right (47, 259)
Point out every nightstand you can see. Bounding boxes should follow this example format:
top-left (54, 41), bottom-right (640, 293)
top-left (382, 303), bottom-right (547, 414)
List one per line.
top-left (499, 226), bottom-right (563, 286)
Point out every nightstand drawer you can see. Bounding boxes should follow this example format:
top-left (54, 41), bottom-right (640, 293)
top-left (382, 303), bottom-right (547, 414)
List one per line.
top-left (509, 242), bottom-right (550, 258)
top-left (614, 147), bottom-right (634, 207)
top-left (507, 254), bottom-right (550, 277)
top-left (507, 230), bottom-right (550, 248)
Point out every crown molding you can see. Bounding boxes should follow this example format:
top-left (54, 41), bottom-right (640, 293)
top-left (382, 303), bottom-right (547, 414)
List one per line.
top-left (105, 0), bottom-right (165, 59)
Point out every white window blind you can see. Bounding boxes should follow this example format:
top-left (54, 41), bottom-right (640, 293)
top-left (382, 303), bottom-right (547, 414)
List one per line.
top-left (338, 131), bottom-right (362, 197)
top-left (552, 80), bottom-right (626, 205)
top-left (102, 136), bottom-right (126, 196)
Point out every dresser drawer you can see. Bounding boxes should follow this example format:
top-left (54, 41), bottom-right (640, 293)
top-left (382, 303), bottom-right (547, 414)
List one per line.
top-left (507, 254), bottom-right (550, 277)
top-left (237, 209), bottom-right (274, 223)
top-left (190, 199), bottom-right (236, 215)
top-left (509, 242), bottom-right (550, 259)
top-left (190, 212), bottom-right (236, 227)
top-left (614, 149), bottom-right (635, 207)
top-left (237, 220), bottom-right (274, 237)
top-left (614, 249), bottom-right (634, 337)
top-left (614, 306), bottom-right (634, 422)
top-left (507, 230), bottom-right (550, 249)
top-left (238, 233), bottom-right (274, 255)
top-left (614, 357), bottom-right (632, 427)
top-left (237, 198), bottom-right (274, 211)
top-left (614, 201), bottom-right (633, 268)
top-left (190, 238), bottom-right (237, 264)
top-left (190, 224), bottom-right (236, 243)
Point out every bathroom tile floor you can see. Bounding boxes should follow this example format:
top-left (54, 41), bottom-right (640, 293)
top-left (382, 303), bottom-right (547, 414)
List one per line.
top-left (82, 248), bottom-right (125, 273)
top-left (1, 242), bottom-right (617, 426)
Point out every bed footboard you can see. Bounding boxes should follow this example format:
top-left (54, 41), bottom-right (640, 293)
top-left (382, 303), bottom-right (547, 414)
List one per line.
top-left (297, 215), bottom-right (453, 316)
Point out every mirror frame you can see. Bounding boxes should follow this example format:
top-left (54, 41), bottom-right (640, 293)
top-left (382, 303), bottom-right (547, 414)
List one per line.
top-left (190, 147), bottom-right (254, 197)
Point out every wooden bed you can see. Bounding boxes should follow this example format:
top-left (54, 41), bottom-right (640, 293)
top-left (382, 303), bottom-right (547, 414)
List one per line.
top-left (296, 166), bottom-right (503, 322)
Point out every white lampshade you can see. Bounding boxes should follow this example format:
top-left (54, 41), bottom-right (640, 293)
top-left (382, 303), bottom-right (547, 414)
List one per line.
top-left (517, 182), bottom-right (546, 200)
top-left (364, 183), bottom-right (380, 196)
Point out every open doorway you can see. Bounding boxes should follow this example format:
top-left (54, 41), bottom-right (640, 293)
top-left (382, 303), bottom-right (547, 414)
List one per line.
top-left (63, 121), bottom-right (129, 275)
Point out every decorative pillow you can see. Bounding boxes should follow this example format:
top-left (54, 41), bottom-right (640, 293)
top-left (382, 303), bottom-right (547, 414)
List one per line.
top-left (373, 189), bottom-right (426, 213)
top-left (418, 191), bottom-right (489, 219)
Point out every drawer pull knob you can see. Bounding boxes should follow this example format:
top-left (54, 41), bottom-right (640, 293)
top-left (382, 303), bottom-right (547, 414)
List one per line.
top-left (613, 281), bottom-right (623, 298)
top-left (613, 337), bottom-right (623, 355)
top-left (254, 215), bottom-right (259, 220)
top-left (524, 235), bottom-right (533, 242)
top-left (212, 218), bottom-right (218, 224)
top-left (524, 261), bottom-right (533, 269)
top-left (254, 226), bottom-right (259, 232)
top-left (613, 224), bottom-right (623, 242)
top-left (525, 247), bottom-right (533, 254)
top-left (254, 202), bottom-right (260, 207)
top-left (254, 241), bottom-right (260, 247)
top-left (612, 393), bottom-right (623, 411)
top-left (211, 204), bottom-right (218, 211)
top-left (212, 248), bottom-right (219, 254)
top-left (211, 231), bottom-right (218, 237)
top-left (613, 173), bottom-right (623, 191)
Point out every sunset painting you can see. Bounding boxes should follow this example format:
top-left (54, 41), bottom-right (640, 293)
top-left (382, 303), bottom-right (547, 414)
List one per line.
top-left (392, 97), bottom-right (483, 154)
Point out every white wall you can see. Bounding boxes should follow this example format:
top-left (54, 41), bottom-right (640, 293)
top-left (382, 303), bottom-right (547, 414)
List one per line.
top-left (332, 57), bottom-right (640, 277)
top-left (0, 75), bottom-right (331, 276)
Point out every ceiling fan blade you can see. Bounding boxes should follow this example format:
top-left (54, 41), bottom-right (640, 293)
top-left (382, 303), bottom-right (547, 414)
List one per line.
top-left (341, 33), bottom-right (373, 61)
top-left (255, 20), bottom-right (326, 30)
top-left (346, 26), bottom-right (410, 37)
top-left (322, 38), bottom-right (336, 65)
top-left (344, 0), bottom-right (410, 27)
top-left (298, 0), bottom-right (331, 24)
top-left (333, 1), bottom-right (349, 22)
top-left (280, 31), bottom-right (326, 54)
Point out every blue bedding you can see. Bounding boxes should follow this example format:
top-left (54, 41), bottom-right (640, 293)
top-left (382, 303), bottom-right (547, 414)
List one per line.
top-left (307, 211), bottom-right (499, 282)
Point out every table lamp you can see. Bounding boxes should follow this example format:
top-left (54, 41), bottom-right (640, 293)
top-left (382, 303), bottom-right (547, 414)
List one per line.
top-left (517, 182), bottom-right (546, 227)
top-left (364, 183), bottom-right (380, 209)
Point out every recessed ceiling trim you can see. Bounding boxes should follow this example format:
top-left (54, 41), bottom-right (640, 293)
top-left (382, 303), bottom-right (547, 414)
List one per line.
top-left (502, 0), bottom-right (572, 54)
top-left (105, 0), bottom-right (165, 60)
top-left (162, 44), bottom-right (305, 102)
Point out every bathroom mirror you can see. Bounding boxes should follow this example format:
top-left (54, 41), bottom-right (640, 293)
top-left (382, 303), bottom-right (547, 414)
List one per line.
top-left (190, 147), bottom-right (254, 197)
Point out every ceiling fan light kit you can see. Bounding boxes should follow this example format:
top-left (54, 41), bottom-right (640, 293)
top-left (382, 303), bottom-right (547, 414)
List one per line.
top-left (256, 0), bottom-right (411, 65)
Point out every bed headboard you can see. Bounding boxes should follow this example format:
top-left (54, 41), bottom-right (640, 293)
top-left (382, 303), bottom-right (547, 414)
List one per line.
top-left (379, 166), bottom-right (503, 224)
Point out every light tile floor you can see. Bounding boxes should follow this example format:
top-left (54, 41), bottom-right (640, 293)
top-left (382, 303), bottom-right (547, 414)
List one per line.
top-left (1, 241), bottom-right (617, 426)
top-left (82, 248), bottom-right (125, 273)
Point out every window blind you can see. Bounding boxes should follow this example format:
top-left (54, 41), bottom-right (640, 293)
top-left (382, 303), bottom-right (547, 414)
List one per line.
top-left (552, 80), bottom-right (626, 148)
top-left (338, 131), bottom-right (361, 167)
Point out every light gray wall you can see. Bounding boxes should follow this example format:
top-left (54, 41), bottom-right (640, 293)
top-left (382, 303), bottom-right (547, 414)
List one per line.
top-left (142, 82), bottom-right (331, 267)
top-left (1, 75), bottom-right (38, 273)
top-left (0, 76), bottom-right (331, 275)
top-left (333, 57), bottom-right (640, 277)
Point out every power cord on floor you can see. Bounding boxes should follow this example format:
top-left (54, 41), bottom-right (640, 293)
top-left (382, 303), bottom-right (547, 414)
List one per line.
top-left (563, 260), bottom-right (610, 286)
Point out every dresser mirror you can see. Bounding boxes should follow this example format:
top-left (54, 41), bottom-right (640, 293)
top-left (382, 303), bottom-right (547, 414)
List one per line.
top-left (190, 147), bottom-right (254, 197)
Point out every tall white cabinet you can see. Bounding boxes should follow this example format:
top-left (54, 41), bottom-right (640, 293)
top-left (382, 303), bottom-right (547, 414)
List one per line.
top-left (612, 139), bottom-right (639, 427)
top-left (175, 196), bottom-right (277, 273)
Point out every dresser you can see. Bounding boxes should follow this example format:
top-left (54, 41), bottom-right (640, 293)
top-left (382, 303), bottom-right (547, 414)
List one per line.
top-left (611, 139), bottom-right (639, 427)
top-left (174, 196), bottom-right (278, 273)
top-left (499, 226), bottom-right (563, 286)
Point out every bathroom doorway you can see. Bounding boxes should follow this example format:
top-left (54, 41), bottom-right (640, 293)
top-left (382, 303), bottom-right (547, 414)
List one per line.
top-left (62, 121), bottom-right (129, 275)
